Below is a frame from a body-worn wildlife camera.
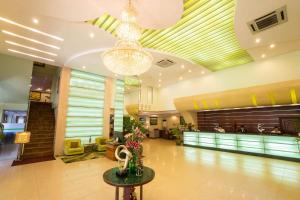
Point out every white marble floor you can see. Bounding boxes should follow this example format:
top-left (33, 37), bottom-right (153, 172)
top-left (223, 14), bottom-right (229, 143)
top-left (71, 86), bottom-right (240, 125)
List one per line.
top-left (0, 139), bottom-right (299, 200)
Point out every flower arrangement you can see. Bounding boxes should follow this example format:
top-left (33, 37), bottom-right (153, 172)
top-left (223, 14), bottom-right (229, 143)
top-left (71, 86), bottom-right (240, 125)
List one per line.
top-left (125, 127), bottom-right (145, 174)
top-left (125, 127), bottom-right (145, 154)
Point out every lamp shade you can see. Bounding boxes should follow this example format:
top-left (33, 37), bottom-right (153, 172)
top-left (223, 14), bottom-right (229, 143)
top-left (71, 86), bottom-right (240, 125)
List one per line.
top-left (15, 132), bottom-right (31, 144)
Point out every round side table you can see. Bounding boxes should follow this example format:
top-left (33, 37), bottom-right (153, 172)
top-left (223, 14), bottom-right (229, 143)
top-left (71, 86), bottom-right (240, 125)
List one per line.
top-left (103, 166), bottom-right (155, 200)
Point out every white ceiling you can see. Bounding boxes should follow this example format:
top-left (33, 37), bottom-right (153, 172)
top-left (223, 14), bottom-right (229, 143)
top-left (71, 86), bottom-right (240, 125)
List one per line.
top-left (234, 0), bottom-right (300, 60)
top-left (0, 0), bottom-right (299, 88)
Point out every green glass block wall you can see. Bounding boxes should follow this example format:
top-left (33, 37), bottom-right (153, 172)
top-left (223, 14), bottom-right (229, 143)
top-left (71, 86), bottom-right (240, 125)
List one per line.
top-left (184, 132), bottom-right (300, 161)
top-left (65, 70), bottom-right (105, 144)
top-left (114, 80), bottom-right (124, 132)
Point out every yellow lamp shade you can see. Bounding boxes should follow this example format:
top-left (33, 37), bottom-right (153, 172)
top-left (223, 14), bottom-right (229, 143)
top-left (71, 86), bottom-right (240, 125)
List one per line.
top-left (15, 132), bottom-right (31, 144)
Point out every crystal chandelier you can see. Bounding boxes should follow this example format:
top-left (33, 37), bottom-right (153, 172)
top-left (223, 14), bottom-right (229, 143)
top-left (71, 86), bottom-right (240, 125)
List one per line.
top-left (102, 0), bottom-right (152, 76)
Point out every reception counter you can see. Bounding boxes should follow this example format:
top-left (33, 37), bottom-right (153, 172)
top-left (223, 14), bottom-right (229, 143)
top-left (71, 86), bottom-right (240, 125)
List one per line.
top-left (183, 132), bottom-right (300, 162)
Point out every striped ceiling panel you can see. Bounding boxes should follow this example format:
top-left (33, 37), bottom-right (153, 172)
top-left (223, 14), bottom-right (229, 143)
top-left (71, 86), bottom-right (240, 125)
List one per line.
top-left (89, 0), bottom-right (253, 71)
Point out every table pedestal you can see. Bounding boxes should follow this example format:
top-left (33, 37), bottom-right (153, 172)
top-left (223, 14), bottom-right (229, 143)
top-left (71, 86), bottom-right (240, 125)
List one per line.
top-left (115, 186), bottom-right (143, 200)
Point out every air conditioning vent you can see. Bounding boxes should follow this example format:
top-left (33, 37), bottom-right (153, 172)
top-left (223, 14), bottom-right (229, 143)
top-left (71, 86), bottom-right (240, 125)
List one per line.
top-left (156, 59), bottom-right (175, 68)
top-left (247, 5), bottom-right (287, 34)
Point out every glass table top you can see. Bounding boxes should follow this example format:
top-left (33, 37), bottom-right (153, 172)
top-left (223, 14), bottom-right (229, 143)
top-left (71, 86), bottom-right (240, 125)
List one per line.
top-left (103, 166), bottom-right (155, 187)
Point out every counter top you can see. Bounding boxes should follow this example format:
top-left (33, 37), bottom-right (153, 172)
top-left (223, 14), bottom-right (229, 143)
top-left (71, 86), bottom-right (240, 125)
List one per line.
top-left (183, 131), bottom-right (299, 137)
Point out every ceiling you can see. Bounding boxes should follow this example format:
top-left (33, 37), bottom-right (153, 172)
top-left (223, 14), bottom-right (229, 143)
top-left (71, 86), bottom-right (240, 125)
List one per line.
top-left (91, 0), bottom-right (253, 71)
top-left (0, 0), bottom-right (299, 88)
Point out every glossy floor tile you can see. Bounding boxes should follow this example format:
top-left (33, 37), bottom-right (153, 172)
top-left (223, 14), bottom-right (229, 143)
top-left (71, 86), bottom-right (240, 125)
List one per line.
top-left (0, 144), bottom-right (18, 160)
top-left (0, 139), bottom-right (299, 200)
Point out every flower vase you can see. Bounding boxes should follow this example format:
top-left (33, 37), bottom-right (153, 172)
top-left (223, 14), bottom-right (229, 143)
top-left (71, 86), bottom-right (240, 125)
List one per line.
top-left (129, 154), bottom-right (137, 174)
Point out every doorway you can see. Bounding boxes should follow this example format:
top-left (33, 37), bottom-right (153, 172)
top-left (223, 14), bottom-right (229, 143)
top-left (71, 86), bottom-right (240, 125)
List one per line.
top-left (0, 110), bottom-right (27, 160)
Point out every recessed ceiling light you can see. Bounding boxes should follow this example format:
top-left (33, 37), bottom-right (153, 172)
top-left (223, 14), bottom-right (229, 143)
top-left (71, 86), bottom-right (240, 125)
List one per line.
top-left (89, 33), bottom-right (95, 38)
top-left (82, 66), bottom-right (86, 69)
top-left (158, 84), bottom-right (161, 87)
top-left (5, 41), bottom-right (57, 56)
top-left (270, 44), bottom-right (275, 48)
top-left (0, 16), bottom-right (63, 41)
top-left (158, 79), bottom-right (161, 82)
top-left (261, 54), bottom-right (266, 58)
top-left (8, 49), bottom-right (55, 62)
top-left (201, 71), bottom-right (205, 74)
top-left (2, 30), bottom-right (60, 49)
top-left (255, 38), bottom-right (261, 43)
top-left (179, 76), bottom-right (183, 80)
top-left (188, 69), bottom-right (192, 73)
top-left (181, 64), bottom-right (185, 69)
top-left (159, 72), bottom-right (162, 76)
top-left (32, 18), bottom-right (39, 24)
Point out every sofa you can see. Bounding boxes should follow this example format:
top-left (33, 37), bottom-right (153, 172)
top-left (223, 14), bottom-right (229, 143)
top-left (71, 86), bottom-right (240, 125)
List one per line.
top-left (64, 139), bottom-right (84, 155)
top-left (95, 137), bottom-right (107, 152)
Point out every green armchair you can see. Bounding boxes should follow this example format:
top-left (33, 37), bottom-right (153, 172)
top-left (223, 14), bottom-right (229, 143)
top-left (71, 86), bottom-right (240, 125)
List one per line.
top-left (64, 139), bottom-right (84, 155)
top-left (95, 137), bottom-right (107, 152)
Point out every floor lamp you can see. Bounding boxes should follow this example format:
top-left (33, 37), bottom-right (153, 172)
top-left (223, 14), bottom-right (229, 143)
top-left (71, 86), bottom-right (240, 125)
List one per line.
top-left (15, 132), bottom-right (31, 161)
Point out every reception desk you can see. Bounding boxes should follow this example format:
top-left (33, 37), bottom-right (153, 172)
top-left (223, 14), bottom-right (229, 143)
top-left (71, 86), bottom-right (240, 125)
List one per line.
top-left (184, 132), bottom-right (300, 162)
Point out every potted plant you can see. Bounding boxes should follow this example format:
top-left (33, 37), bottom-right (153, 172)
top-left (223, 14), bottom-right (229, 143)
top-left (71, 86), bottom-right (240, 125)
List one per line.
top-left (171, 128), bottom-right (182, 145)
top-left (296, 118), bottom-right (300, 137)
top-left (0, 123), bottom-right (5, 145)
top-left (123, 117), bottom-right (147, 135)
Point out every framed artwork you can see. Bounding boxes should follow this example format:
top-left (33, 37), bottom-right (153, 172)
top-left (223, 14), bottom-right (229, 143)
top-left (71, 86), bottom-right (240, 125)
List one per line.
top-left (150, 117), bottom-right (158, 125)
top-left (139, 117), bottom-right (146, 124)
top-left (29, 91), bottom-right (41, 101)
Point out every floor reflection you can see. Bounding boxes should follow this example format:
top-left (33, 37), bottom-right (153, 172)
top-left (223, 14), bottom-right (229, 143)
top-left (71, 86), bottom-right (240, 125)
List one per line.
top-left (0, 144), bottom-right (18, 161)
top-left (186, 146), bottom-right (300, 186)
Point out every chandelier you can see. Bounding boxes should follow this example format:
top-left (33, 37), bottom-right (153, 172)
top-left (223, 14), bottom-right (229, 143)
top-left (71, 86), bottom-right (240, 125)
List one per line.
top-left (102, 0), bottom-right (152, 76)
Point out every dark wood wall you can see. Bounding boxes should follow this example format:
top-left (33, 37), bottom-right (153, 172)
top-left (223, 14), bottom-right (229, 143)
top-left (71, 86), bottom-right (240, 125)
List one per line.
top-left (197, 105), bottom-right (300, 135)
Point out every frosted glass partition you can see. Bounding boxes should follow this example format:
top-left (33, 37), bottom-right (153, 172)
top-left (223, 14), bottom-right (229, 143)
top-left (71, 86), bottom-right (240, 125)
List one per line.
top-left (184, 132), bottom-right (300, 161)
top-left (65, 70), bottom-right (105, 144)
top-left (114, 80), bottom-right (124, 132)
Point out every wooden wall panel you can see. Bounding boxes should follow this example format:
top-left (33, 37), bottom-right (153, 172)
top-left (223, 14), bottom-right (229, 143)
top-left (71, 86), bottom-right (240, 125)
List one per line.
top-left (197, 105), bottom-right (300, 135)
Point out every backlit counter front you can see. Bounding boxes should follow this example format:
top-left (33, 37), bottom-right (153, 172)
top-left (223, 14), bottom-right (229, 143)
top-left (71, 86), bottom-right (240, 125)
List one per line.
top-left (183, 132), bottom-right (300, 162)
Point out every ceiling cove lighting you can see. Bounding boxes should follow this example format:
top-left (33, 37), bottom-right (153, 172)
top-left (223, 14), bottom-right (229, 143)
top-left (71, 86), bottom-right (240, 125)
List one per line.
top-left (2, 30), bottom-right (60, 49)
top-left (91, 0), bottom-right (253, 71)
top-left (0, 17), bottom-right (63, 41)
top-left (5, 40), bottom-right (57, 56)
top-left (102, 0), bottom-right (152, 76)
top-left (8, 49), bottom-right (55, 62)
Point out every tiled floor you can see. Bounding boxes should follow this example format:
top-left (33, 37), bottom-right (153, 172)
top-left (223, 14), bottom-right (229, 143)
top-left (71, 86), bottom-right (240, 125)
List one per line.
top-left (0, 143), bottom-right (18, 160)
top-left (0, 139), bottom-right (299, 200)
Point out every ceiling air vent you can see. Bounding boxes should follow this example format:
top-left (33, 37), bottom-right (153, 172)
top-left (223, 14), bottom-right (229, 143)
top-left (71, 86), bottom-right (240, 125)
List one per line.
top-left (247, 5), bottom-right (287, 34)
top-left (156, 59), bottom-right (175, 68)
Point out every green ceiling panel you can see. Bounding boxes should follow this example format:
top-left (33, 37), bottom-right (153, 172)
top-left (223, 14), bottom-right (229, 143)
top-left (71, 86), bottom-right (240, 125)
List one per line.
top-left (89, 0), bottom-right (253, 71)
